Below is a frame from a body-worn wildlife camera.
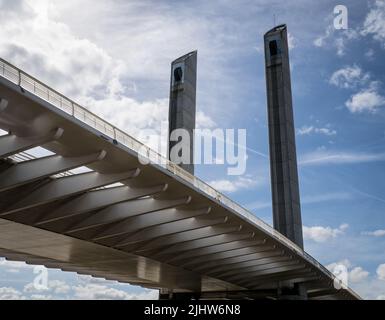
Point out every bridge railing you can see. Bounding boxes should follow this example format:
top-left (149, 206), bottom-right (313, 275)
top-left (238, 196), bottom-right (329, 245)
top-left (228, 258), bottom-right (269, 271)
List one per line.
top-left (0, 57), bottom-right (335, 277)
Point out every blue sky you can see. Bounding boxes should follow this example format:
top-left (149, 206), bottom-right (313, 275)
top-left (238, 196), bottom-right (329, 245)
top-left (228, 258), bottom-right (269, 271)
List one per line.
top-left (0, 0), bottom-right (385, 299)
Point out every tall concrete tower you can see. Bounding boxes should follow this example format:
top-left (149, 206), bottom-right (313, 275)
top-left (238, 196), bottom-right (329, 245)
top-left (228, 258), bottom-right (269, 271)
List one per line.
top-left (264, 25), bottom-right (304, 249)
top-left (168, 51), bottom-right (197, 175)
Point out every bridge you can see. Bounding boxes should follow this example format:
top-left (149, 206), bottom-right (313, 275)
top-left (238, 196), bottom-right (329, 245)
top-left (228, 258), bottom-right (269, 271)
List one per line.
top-left (0, 58), bottom-right (359, 299)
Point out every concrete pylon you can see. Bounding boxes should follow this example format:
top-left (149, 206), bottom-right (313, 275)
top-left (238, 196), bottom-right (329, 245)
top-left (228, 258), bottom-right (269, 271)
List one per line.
top-left (168, 51), bottom-right (197, 175)
top-left (264, 25), bottom-right (304, 249)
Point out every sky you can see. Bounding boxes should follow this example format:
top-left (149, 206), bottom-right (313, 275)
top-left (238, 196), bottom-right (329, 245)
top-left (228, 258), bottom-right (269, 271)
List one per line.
top-left (0, 0), bottom-right (385, 299)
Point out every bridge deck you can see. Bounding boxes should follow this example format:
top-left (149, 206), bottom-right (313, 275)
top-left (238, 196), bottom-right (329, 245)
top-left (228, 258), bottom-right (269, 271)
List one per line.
top-left (0, 58), bottom-right (359, 299)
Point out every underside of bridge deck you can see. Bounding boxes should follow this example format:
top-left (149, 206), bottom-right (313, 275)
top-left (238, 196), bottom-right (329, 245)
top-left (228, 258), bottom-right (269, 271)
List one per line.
top-left (0, 58), bottom-right (360, 300)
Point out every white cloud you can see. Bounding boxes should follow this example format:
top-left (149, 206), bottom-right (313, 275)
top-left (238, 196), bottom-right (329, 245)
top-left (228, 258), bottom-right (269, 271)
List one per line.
top-left (30, 294), bottom-right (53, 300)
top-left (313, 36), bottom-right (326, 48)
top-left (329, 65), bottom-right (385, 114)
top-left (297, 126), bottom-right (314, 135)
top-left (299, 148), bottom-right (385, 166)
top-left (326, 259), bottom-right (352, 271)
top-left (208, 175), bottom-right (261, 193)
top-left (297, 125), bottom-right (337, 136)
top-left (196, 111), bottom-right (217, 129)
top-left (0, 0), bottom-right (216, 154)
top-left (23, 282), bottom-right (47, 293)
top-left (0, 287), bottom-right (25, 300)
top-left (329, 65), bottom-right (369, 89)
top-left (349, 267), bottom-right (370, 283)
top-left (73, 283), bottom-right (157, 300)
top-left (303, 223), bottom-right (348, 243)
top-left (23, 280), bottom-right (70, 295)
top-left (20, 275), bottom-right (157, 300)
top-left (50, 0), bottom-right (243, 82)
top-left (345, 87), bottom-right (385, 113)
top-left (352, 276), bottom-right (385, 299)
top-left (0, 1), bottom-right (127, 100)
top-left (0, 1), bottom-right (147, 126)
top-left (313, 25), bottom-right (333, 48)
top-left (50, 280), bottom-right (70, 294)
top-left (0, 258), bottom-right (34, 273)
top-left (82, 96), bottom-right (169, 151)
top-left (362, 229), bottom-right (385, 237)
top-left (361, 0), bottom-right (385, 48)
top-left (327, 63), bottom-right (385, 115)
top-left (326, 260), bottom-right (369, 284)
top-left (71, 274), bottom-right (157, 300)
top-left (377, 264), bottom-right (385, 280)
top-left (313, 23), bottom-right (359, 56)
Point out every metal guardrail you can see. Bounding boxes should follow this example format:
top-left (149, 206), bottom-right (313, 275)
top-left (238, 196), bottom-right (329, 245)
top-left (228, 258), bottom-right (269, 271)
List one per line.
top-left (0, 57), bottom-right (346, 288)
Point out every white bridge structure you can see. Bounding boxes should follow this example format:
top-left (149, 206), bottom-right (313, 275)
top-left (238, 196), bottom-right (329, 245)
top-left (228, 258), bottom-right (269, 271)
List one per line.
top-left (0, 58), bottom-right (359, 299)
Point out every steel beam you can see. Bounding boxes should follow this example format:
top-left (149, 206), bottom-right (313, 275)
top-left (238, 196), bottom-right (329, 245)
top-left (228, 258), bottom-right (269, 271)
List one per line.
top-left (234, 266), bottom-right (309, 286)
top-left (114, 216), bottom-right (229, 248)
top-left (152, 232), bottom-right (257, 258)
top-left (66, 196), bottom-right (192, 234)
top-left (225, 264), bottom-right (307, 282)
top-left (164, 239), bottom-right (268, 264)
top-left (35, 184), bottom-right (168, 225)
top-left (188, 250), bottom-right (284, 271)
top-left (206, 255), bottom-right (293, 275)
top-left (180, 245), bottom-right (277, 268)
top-left (0, 128), bottom-right (64, 159)
top-left (308, 289), bottom-right (337, 299)
top-left (309, 293), bottom-right (342, 300)
top-left (65, 206), bottom-right (212, 242)
top-left (213, 259), bottom-right (301, 279)
top-left (90, 206), bottom-right (211, 241)
top-left (0, 169), bottom-right (140, 216)
top-left (0, 150), bottom-right (106, 192)
top-left (131, 224), bottom-right (244, 254)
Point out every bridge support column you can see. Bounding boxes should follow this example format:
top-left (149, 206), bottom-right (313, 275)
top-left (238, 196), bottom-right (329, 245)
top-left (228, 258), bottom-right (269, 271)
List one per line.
top-left (264, 24), bottom-right (304, 248)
